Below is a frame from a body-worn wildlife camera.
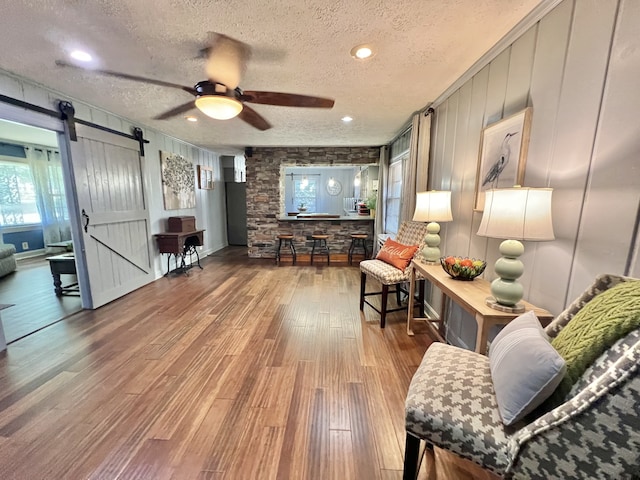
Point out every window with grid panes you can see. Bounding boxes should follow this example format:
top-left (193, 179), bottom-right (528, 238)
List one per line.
top-left (384, 128), bottom-right (411, 235)
top-left (0, 158), bottom-right (41, 225)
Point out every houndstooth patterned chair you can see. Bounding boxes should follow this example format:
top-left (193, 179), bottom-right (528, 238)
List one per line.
top-left (404, 273), bottom-right (640, 479)
top-left (359, 221), bottom-right (429, 328)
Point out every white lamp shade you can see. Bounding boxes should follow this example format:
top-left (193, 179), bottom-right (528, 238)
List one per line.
top-left (413, 191), bottom-right (453, 222)
top-left (195, 95), bottom-right (243, 120)
top-left (477, 187), bottom-right (555, 241)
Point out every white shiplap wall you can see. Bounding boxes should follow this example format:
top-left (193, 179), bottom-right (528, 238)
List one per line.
top-left (428, 0), bottom-right (640, 349)
top-left (0, 69), bottom-right (229, 279)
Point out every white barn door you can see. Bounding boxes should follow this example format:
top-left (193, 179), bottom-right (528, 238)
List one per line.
top-left (69, 124), bottom-right (153, 308)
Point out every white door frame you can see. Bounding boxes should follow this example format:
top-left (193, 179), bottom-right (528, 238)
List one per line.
top-left (0, 101), bottom-right (92, 307)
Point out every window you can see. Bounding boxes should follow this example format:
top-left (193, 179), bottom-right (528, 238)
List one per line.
top-left (0, 159), bottom-right (41, 226)
top-left (384, 155), bottom-right (404, 235)
top-left (384, 126), bottom-right (412, 235)
top-left (294, 177), bottom-right (317, 212)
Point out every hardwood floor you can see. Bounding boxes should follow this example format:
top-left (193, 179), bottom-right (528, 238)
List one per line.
top-left (0, 255), bottom-right (82, 343)
top-left (0, 247), bottom-right (443, 479)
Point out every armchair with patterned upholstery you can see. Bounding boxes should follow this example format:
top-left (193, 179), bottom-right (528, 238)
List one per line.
top-left (0, 241), bottom-right (17, 278)
top-left (403, 273), bottom-right (640, 479)
top-left (359, 221), bottom-right (429, 328)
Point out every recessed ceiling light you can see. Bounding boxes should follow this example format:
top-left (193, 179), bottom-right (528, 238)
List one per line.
top-left (342, 116), bottom-right (353, 122)
top-left (185, 116), bottom-right (198, 122)
top-left (350, 44), bottom-right (374, 60)
top-left (70, 50), bottom-right (92, 62)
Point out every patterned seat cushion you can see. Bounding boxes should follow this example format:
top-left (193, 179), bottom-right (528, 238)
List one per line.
top-left (360, 258), bottom-right (412, 284)
top-left (405, 343), bottom-right (513, 475)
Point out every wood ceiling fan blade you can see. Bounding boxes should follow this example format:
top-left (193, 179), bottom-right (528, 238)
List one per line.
top-left (241, 91), bottom-right (334, 108)
top-left (204, 33), bottom-right (251, 90)
top-left (238, 104), bottom-right (271, 131)
top-left (55, 60), bottom-right (197, 95)
top-left (153, 100), bottom-right (196, 120)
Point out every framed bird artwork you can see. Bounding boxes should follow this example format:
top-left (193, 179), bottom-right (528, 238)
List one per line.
top-left (475, 107), bottom-right (532, 211)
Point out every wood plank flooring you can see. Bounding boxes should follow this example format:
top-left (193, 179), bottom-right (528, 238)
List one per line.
top-left (0, 247), bottom-right (439, 479)
top-left (0, 255), bottom-right (82, 343)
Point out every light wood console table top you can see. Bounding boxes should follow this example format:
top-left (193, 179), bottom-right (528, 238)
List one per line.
top-left (407, 258), bottom-right (554, 355)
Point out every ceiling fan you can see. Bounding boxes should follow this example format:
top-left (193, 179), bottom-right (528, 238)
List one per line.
top-left (55, 33), bottom-right (335, 131)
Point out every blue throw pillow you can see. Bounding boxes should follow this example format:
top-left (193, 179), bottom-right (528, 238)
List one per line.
top-left (489, 310), bottom-right (566, 426)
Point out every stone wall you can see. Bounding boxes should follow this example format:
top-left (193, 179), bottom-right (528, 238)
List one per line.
top-left (246, 146), bottom-right (380, 258)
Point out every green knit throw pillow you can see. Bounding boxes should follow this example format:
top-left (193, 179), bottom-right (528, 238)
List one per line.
top-left (550, 280), bottom-right (640, 403)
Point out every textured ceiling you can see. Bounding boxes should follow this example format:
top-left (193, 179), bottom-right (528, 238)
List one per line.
top-left (0, 0), bottom-right (542, 153)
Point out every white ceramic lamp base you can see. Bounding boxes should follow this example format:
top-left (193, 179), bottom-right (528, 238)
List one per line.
top-left (487, 239), bottom-right (525, 313)
top-left (422, 221), bottom-right (441, 263)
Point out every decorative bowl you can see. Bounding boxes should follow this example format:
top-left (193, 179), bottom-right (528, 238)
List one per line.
top-left (440, 256), bottom-right (486, 281)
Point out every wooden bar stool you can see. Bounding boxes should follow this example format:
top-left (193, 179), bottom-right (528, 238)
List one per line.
top-left (275, 233), bottom-right (296, 265)
top-left (310, 231), bottom-right (330, 265)
top-left (348, 233), bottom-right (369, 265)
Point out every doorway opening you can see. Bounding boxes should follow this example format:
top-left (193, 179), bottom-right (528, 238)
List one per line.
top-left (0, 118), bottom-right (82, 343)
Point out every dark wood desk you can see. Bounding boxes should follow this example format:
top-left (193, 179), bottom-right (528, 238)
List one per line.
top-left (407, 258), bottom-right (554, 354)
top-left (154, 229), bottom-right (205, 275)
top-left (47, 253), bottom-right (79, 296)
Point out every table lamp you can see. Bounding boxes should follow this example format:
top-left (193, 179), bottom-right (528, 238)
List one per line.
top-left (477, 186), bottom-right (554, 312)
top-left (413, 190), bottom-right (453, 263)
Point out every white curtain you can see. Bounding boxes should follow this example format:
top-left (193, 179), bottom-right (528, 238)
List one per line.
top-left (400, 110), bottom-right (433, 223)
top-left (374, 145), bottom-right (388, 253)
top-left (400, 114), bottom-right (421, 223)
top-left (415, 110), bottom-right (432, 192)
top-left (26, 148), bottom-right (71, 251)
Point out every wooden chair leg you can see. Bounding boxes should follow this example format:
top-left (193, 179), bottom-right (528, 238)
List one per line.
top-left (418, 279), bottom-right (425, 317)
top-left (403, 433), bottom-right (421, 480)
top-left (360, 271), bottom-right (366, 310)
top-left (380, 284), bottom-right (389, 328)
top-left (396, 284), bottom-right (402, 306)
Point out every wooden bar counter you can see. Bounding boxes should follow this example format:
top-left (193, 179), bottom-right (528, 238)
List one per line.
top-left (274, 215), bottom-right (374, 259)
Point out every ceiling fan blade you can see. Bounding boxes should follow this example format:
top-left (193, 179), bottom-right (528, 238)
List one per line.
top-left (55, 60), bottom-right (197, 95)
top-left (205, 33), bottom-right (251, 90)
top-left (238, 104), bottom-right (271, 131)
top-left (154, 100), bottom-right (196, 120)
top-left (241, 91), bottom-right (334, 108)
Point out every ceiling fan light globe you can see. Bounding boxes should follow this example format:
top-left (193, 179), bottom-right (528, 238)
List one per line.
top-left (195, 96), bottom-right (243, 120)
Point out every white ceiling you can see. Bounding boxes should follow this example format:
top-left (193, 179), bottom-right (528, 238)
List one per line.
top-left (0, 0), bottom-right (543, 153)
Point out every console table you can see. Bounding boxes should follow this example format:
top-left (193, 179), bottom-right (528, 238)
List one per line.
top-left (406, 258), bottom-right (553, 354)
top-left (154, 229), bottom-right (205, 275)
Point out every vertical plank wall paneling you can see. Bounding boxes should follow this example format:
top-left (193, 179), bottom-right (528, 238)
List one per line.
top-left (503, 27), bottom-right (537, 115)
top-left (467, 67), bottom-right (491, 261)
top-left (448, 81), bottom-right (472, 256)
top-left (569, 0), bottom-right (640, 301)
top-left (536, 0), bottom-right (618, 306)
top-left (0, 68), bottom-right (228, 279)
top-left (429, 0), bottom-right (640, 348)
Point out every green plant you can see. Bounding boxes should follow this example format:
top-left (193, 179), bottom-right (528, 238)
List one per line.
top-left (365, 193), bottom-right (376, 210)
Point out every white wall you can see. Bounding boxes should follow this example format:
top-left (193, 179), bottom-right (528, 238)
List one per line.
top-left (428, 0), bottom-right (640, 348)
top-left (0, 68), bottom-right (229, 279)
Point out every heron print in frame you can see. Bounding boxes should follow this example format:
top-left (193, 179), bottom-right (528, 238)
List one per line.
top-left (474, 107), bottom-right (532, 211)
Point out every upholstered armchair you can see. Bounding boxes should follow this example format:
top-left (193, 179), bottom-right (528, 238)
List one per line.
top-left (0, 241), bottom-right (17, 278)
top-left (404, 273), bottom-right (640, 479)
top-left (359, 221), bottom-right (429, 327)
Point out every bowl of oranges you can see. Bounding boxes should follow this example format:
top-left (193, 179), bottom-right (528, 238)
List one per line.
top-left (440, 256), bottom-right (486, 280)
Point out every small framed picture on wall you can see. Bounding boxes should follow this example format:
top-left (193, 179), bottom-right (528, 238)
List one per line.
top-left (197, 165), bottom-right (214, 190)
